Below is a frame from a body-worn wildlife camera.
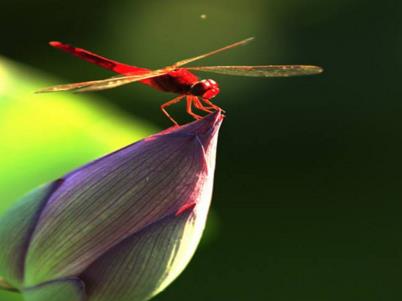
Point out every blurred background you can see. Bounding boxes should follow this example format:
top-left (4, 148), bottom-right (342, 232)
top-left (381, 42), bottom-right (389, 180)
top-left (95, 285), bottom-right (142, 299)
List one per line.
top-left (0, 0), bottom-right (401, 300)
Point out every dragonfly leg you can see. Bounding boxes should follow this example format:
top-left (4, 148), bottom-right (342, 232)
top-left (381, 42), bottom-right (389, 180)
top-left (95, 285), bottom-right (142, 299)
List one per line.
top-left (161, 95), bottom-right (185, 125)
top-left (201, 98), bottom-right (225, 113)
top-left (192, 97), bottom-right (213, 113)
top-left (186, 96), bottom-right (203, 120)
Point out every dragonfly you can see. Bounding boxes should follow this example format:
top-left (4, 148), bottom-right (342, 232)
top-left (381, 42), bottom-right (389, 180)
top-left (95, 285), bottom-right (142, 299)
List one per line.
top-left (37, 37), bottom-right (323, 125)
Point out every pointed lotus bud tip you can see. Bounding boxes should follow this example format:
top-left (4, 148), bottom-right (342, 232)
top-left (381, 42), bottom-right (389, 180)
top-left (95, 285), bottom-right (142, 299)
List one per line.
top-left (192, 110), bottom-right (223, 149)
top-left (158, 110), bottom-right (223, 148)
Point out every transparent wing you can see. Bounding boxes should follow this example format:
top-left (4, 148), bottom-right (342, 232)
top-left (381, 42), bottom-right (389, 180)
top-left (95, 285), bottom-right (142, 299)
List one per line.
top-left (172, 37), bottom-right (254, 68)
top-left (186, 65), bottom-right (323, 77)
top-left (36, 69), bottom-right (167, 93)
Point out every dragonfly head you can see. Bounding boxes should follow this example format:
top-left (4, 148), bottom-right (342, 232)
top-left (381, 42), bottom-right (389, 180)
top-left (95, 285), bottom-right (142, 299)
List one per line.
top-left (190, 79), bottom-right (220, 100)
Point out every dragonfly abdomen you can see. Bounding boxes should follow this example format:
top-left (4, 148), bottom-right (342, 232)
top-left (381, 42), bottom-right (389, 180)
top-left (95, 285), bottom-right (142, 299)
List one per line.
top-left (49, 41), bottom-right (150, 75)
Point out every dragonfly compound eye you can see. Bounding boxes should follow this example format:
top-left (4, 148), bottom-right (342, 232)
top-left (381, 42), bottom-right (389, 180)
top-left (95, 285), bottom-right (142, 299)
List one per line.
top-left (191, 79), bottom-right (220, 99)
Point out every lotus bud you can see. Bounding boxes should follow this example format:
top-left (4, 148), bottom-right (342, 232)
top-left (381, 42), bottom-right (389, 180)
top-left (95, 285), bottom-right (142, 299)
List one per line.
top-left (0, 111), bottom-right (223, 301)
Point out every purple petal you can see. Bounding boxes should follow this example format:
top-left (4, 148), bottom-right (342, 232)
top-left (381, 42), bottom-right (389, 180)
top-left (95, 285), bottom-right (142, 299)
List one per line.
top-left (24, 111), bottom-right (223, 286)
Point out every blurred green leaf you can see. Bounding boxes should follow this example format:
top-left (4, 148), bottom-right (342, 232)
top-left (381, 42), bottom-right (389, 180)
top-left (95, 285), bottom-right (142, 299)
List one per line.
top-left (0, 56), bottom-right (157, 215)
top-left (0, 57), bottom-right (157, 299)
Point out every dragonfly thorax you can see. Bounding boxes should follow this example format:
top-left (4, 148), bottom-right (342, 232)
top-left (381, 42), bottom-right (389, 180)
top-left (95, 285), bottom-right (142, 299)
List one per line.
top-left (190, 79), bottom-right (220, 99)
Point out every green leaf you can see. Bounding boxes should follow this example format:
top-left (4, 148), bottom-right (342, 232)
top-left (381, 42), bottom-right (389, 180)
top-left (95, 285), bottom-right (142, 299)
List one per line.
top-left (0, 56), bottom-right (156, 215)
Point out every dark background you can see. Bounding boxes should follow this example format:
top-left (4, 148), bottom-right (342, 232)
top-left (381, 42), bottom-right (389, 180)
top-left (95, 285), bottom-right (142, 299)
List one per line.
top-left (1, 0), bottom-right (402, 300)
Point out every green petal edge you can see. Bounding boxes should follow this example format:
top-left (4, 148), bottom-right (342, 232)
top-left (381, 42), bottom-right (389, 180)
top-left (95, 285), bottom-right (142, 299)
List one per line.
top-left (23, 277), bottom-right (85, 301)
top-left (0, 181), bottom-right (61, 288)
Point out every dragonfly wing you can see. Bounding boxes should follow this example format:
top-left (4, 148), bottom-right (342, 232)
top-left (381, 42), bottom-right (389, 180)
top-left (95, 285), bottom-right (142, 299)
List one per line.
top-left (36, 80), bottom-right (103, 93)
top-left (74, 70), bottom-right (166, 92)
top-left (172, 37), bottom-right (254, 68)
top-left (187, 65), bottom-right (323, 77)
top-left (36, 69), bottom-right (166, 93)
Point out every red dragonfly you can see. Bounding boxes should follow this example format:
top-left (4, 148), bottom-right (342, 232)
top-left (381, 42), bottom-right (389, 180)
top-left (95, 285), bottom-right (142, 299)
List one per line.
top-left (37, 37), bottom-right (323, 125)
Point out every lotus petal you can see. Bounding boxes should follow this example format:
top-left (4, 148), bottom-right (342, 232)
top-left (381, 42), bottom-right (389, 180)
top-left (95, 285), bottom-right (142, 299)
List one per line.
top-left (24, 111), bottom-right (223, 287)
top-left (81, 209), bottom-right (203, 301)
top-left (22, 277), bottom-right (85, 301)
top-left (0, 181), bottom-right (62, 288)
